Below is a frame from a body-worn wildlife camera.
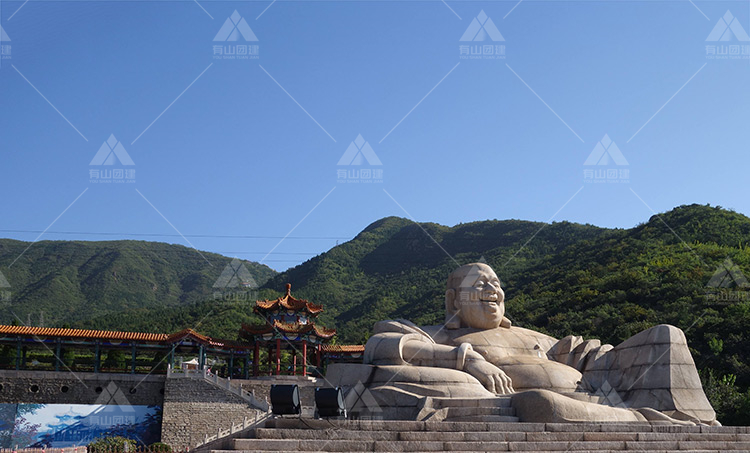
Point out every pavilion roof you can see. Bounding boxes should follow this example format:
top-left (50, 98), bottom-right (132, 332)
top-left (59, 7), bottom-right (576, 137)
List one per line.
top-left (0, 325), bottom-right (251, 349)
top-left (0, 324), bottom-right (362, 356)
top-left (241, 320), bottom-right (336, 339)
top-left (254, 283), bottom-right (324, 314)
top-left (321, 344), bottom-right (365, 353)
top-left (0, 325), bottom-right (167, 342)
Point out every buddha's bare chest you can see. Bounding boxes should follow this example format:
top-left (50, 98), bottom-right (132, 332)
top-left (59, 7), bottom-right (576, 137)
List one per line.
top-left (443, 328), bottom-right (557, 361)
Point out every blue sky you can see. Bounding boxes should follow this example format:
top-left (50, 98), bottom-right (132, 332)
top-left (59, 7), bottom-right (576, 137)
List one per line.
top-left (0, 0), bottom-right (748, 271)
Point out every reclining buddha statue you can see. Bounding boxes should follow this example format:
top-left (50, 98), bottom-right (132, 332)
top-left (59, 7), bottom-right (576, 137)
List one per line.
top-left (326, 263), bottom-right (717, 425)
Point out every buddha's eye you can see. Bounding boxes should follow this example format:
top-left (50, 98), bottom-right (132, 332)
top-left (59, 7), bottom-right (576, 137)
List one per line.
top-left (476, 280), bottom-right (486, 286)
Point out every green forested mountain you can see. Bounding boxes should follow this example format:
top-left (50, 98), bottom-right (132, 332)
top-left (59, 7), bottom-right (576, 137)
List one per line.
top-left (0, 239), bottom-right (276, 327)
top-left (2, 204), bottom-right (750, 423)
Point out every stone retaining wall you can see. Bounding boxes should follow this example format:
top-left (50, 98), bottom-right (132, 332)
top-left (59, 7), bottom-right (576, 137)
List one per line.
top-left (0, 370), bottom-right (165, 406)
top-left (160, 377), bottom-right (265, 449)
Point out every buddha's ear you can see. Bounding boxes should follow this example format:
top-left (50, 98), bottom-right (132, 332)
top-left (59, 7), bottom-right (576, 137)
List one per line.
top-left (445, 289), bottom-right (461, 329)
top-left (500, 316), bottom-right (512, 329)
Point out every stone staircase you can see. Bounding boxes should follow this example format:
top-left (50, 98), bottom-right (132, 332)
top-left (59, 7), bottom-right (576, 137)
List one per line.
top-left (418, 397), bottom-right (518, 422)
top-left (167, 365), bottom-right (270, 412)
top-left (211, 418), bottom-right (750, 452)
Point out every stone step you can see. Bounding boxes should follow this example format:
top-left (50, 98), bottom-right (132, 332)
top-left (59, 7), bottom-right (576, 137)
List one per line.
top-left (225, 437), bottom-right (750, 451)
top-left (443, 415), bottom-right (520, 422)
top-left (254, 428), bottom-right (399, 441)
top-left (253, 428), bottom-right (750, 442)
top-left (219, 451), bottom-right (732, 453)
top-left (559, 392), bottom-right (605, 404)
top-left (430, 397), bottom-right (513, 409)
top-left (444, 406), bottom-right (516, 418)
top-left (263, 418), bottom-right (749, 434)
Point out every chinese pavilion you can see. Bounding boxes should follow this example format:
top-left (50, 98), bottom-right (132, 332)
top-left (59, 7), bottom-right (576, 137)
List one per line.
top-left (0, 283), bottom-right (363, 378)
top-left (240, 284), bottom-right (339, 377)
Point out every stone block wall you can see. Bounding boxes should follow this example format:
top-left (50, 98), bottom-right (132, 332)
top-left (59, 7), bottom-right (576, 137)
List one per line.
top-left (0, 370), bottom-right (165, 406)
top-left (160, 377), bottom-right (265, 449)
top-left (237, 376), bottom-right (322, 408)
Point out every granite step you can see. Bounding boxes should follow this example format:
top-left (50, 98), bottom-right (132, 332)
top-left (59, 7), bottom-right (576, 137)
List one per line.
top-left (227, 437), bottom-right (750, 451)
top-left (444, 406), bottom-right (516, 418)
top-left (430, 397), bottom-right (513, 409)
top-left (219, 449), bottom-right (740, 453)
top-left (559, 392), bottom-right (605, 404)
top-left (225, 419), bottom-right (750, 452)
top-left (253, 428), bottom-right (750, 442)
top-left (443, 415), bottom-right (520, 422)
top-left (264, 418), bottom-right (749, 433)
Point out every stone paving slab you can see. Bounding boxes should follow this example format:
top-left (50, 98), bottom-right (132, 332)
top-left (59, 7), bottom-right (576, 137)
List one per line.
top-left (442, 441), bottom-right (509, 451)
top-left (371, 441), bottom-right (447, 451)
top-left (463, 432), bottom-right (528, 442)
top-left (508, 441), bottom-right (627, 451)
top-left (679, 441), bottom-right (750, 450)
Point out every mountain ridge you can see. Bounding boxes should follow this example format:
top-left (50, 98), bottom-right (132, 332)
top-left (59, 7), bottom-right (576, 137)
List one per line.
top-left (2, 204), bottom-right (750, 423)
top-left (0, 239), bottom-right (277, 327)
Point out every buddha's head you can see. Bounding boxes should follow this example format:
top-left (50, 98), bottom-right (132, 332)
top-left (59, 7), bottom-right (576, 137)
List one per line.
top-left (445, 263), bottom-right (509, 330)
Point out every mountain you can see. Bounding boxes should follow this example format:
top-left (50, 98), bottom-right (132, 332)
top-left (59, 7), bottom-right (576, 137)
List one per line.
top-left (262, 215), bottom-right (613, 342)
top-left (3, 204), bottom-right (750, 423)
top-left (0, 239), bottom-right (276, 327)
top-left (262, 204), bottom-right (750, 423)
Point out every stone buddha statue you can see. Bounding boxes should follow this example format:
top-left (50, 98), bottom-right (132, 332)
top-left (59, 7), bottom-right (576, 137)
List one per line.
top-left (328, 263), bottom-right (718, 425)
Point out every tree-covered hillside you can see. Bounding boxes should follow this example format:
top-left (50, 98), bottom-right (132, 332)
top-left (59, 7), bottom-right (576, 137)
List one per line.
top-left (0, 239), bottom-right (276, 327)
top-left (3, 204), bottom-right (750, 423)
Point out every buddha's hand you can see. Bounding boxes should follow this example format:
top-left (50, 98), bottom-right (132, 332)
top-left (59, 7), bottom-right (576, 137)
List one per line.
top-left (464, 358), bottom-right (515, 394)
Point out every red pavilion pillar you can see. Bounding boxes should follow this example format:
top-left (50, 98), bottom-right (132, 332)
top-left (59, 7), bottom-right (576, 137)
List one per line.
top-left (316, 344), bottom-right (322, 368)
top-left (275, 339), bottom-right (281, 376)
top-left (293, 354), bottom-right (297, 376)
top-left (252, 343), bottom-right (259, 377)
top-left (302, 340), bottom-right (308, 377)
top-left (267, 346), bottom-right (272, 376)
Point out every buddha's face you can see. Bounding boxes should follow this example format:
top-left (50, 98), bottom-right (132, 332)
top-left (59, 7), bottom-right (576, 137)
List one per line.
top-left (449, 263), bottom-right (505, 330)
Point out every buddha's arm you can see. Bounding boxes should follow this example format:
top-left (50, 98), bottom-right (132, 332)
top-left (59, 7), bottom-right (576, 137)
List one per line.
top-left (364, 321), bottom-right (514, 394)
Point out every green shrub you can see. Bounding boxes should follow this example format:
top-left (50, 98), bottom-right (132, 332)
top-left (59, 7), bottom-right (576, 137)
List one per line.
top-left (88, 436), bottom-right (137, 452)
top-left (148, 442), bottom-right (172, 452)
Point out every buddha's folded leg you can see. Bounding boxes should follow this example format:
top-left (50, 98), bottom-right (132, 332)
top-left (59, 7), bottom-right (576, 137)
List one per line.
top-left (581, 324), bottom-right (717, 425)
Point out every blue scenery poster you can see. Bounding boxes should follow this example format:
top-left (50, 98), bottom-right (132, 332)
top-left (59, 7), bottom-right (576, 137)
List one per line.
top-left (0, 404), bottom-right (16, 448)
top-left (2, 404), bottom-right (161, 448)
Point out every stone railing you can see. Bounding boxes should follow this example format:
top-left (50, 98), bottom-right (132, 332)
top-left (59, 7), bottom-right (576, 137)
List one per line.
top-left (166, 365), bottom-right (270, 412)
top-left (194, 413), bottom-right (270, 448)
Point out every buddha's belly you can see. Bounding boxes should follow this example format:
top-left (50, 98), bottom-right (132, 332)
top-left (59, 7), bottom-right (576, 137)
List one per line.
top-left (448, 328), bottom-right (583, 393)
top-left (481, 350), bottom-right (583, 393)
